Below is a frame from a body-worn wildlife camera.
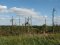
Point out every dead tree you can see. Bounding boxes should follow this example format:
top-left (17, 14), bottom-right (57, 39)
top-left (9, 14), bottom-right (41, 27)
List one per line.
top-left (25, 17), bottom-right (32, 33)
top-left (52, 8), bottom-right (55, 33)
top-left (10, 16), bottom-right (14, 31)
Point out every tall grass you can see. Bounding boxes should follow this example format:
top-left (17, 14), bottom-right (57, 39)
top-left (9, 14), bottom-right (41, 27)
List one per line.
top-left (0, 34), bottom-right (60, 45)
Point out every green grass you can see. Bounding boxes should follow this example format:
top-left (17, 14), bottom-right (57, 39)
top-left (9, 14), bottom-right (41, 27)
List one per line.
top-left (0, 34), bottom-right (60, 45)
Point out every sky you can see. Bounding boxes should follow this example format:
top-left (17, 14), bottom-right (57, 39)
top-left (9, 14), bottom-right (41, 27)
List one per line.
top-left (0, 0), bottom-right (60, 25)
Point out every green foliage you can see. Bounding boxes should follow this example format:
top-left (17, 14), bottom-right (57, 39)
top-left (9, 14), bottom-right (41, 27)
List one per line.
top-left (0, 25), bottom-right (60, 36)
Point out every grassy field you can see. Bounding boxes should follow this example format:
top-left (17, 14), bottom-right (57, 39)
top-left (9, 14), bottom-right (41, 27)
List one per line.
top-left (0, 34), bottom-right (60, 45)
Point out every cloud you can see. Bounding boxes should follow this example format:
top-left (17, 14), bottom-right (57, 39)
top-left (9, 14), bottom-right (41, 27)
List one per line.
top-left (10, 7), bottom-right (43, 19)
top-left (0, 5), bottom-right (8, 13)
top-left (0, 5), bottom-right (7, 10)
top-left (0, 5), bottom-right (43, 19)
top-left (0, 5), bottom-right (46, 25)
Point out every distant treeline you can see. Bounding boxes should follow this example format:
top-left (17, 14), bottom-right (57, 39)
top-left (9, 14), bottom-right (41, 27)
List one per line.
top-left (0, 25), bottom-right (60, 36)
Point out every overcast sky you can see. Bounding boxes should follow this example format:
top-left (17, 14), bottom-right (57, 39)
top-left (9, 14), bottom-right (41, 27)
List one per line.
top-left (0, 0), bottom-right (60, 25)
